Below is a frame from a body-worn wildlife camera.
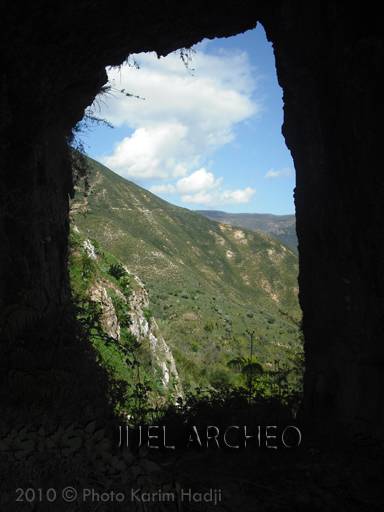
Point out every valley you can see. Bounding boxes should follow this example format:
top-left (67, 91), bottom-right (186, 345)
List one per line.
top-left (69, 156), bottom-right (302, 406)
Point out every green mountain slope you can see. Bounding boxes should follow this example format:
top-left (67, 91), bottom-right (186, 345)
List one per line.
top-left (71, 156), bottom-right (302, 391)
top-left (197, 210), bottom-right (297, 252)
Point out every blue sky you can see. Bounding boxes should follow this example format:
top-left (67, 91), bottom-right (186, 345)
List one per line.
top-left (81, 24), bottom-right (295, 215)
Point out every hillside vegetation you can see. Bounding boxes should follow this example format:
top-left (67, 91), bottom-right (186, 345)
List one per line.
top-left (70, 156), bottom-right (302, 394)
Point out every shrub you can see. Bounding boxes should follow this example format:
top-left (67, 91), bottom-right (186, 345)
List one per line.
top-left (108, 262), bottom-right (126, 280)
top-left (204, 321), bottom-right (214, 333)
top-left (143, 307), bottom-right (152, 324)
top-left (210, 368), bottom-right (232, 388)
top-left (111, 295), bottom-right (131, 328)
top-left (119, 274), bottom-right (131, 298)
top-left (81, 254), bottom-right (96, 281)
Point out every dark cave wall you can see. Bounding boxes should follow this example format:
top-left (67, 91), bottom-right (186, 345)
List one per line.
top-left (0, 1), bottom-right (383, 435)
top-left (0, 130), bottom-right (70, 340)
top-left (262, 3), bottom-right (384, 435)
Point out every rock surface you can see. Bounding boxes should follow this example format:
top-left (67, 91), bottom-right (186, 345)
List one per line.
top-left (127, 272), bottom-right (182, 396)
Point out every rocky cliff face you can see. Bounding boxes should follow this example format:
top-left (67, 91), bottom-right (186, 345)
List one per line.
top-left (86, 241), bottom-right (182, 399)
top-left (127, 273), bottom-right (182, 396)
top-left (90, 282), bottom-right (121, 341)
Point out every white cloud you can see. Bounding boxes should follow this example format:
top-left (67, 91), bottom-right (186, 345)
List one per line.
top-left (181, 186), bottom-right (255, 206)
top-left (148, 166), bottom-right (255, 206)
top-left (176, 168), bottom-right (221, 194)
top-left (265, 167), bottom-right (292, 179)
top-left (150, 183), bottom-right (176, 194)
top-left (220, 187), bottom-right (256, 203)
top-left (94, 47), bottom-right (259, 180)
top-left (103, 123), bottom-right (192, 179)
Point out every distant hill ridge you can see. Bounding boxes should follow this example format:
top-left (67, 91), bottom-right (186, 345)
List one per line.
top-left (196, 210), bottom-right (297, 252)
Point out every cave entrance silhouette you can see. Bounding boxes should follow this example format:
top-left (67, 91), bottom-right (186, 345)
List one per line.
top-left (1, 3), bottom-right (383, 510)
top-left (71, 23), bottom-right (303, 420)
top-left (0, 1), bottom-right (383, 443)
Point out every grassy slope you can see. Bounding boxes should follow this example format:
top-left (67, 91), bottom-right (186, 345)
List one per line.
top-left (71, 157), bottom-right (302, 391)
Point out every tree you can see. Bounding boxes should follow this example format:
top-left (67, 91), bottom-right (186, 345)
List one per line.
top-left (227, 355), bottom-right (263, 391)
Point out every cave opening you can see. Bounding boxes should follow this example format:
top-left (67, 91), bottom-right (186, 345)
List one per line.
top-left (68, 23), bottom-right (303, 423)
top-left (1, 8), bottom-right (384, 505)
top-left (1, 3), bottom-right (383, 508)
